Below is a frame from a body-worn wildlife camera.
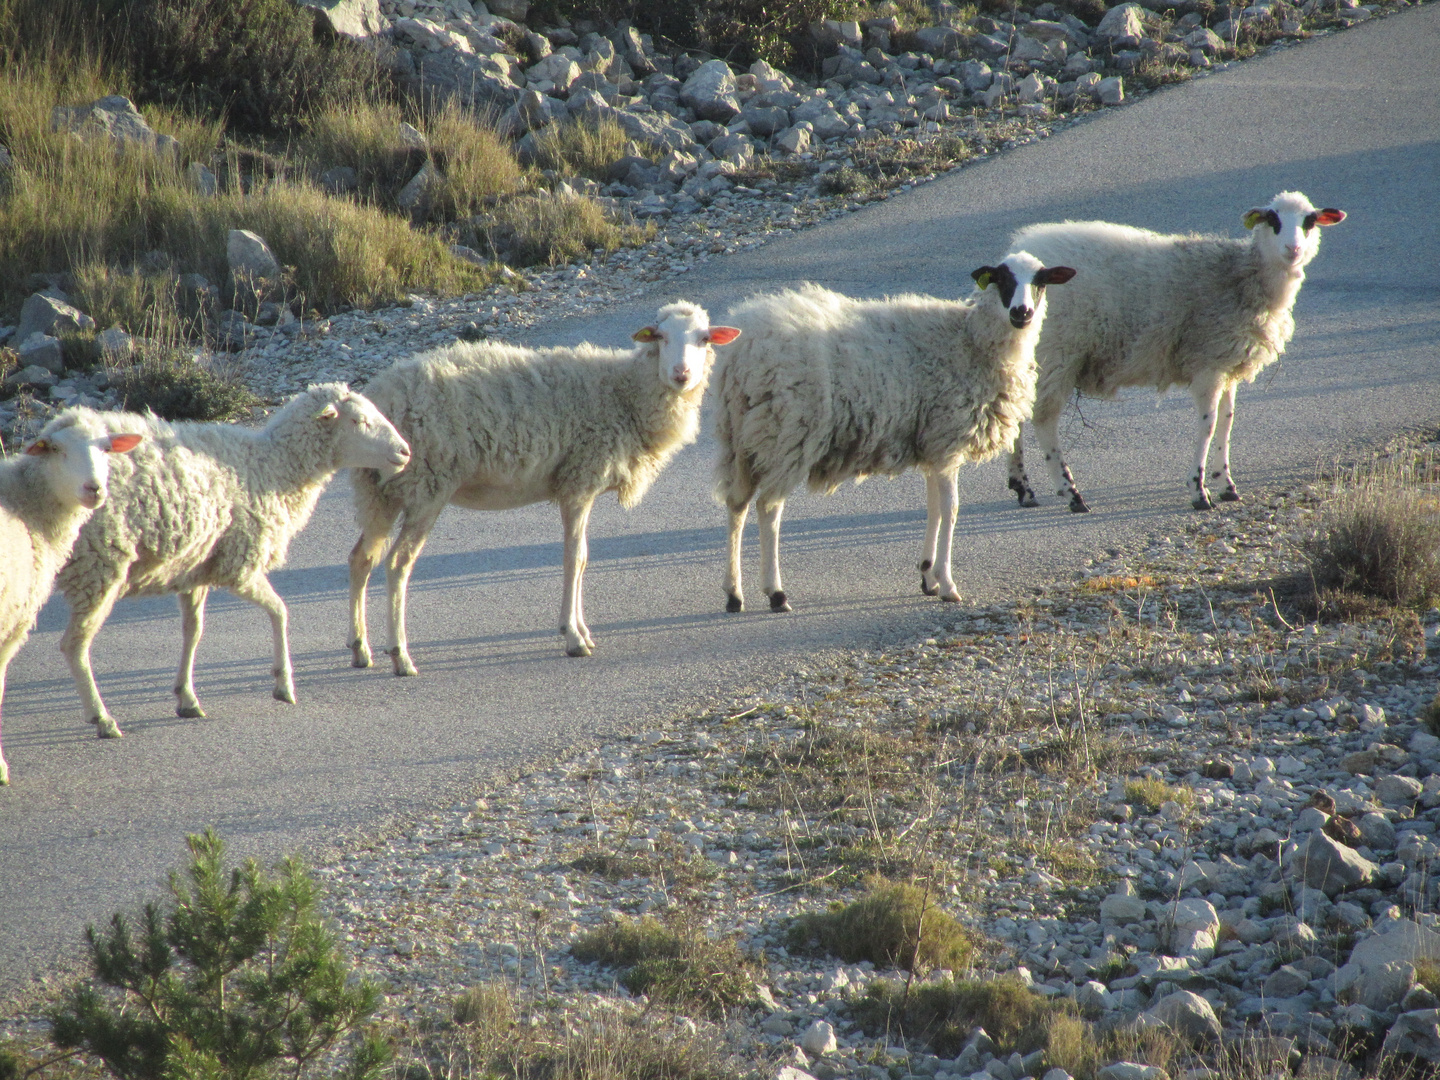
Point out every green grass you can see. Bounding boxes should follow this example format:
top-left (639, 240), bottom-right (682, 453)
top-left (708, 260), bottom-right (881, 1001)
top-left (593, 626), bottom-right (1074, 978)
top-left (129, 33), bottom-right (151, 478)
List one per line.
top-left (1124, 778), bottom-right (1193, 816)
top-left (529, 117), bottom-right (638, 182)
top-left (789, 877), bottom-right (976, 974)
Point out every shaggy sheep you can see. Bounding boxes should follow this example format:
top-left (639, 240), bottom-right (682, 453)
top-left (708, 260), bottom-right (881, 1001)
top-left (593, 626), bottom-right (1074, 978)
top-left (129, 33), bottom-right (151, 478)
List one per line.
top-left (57, 384), bottom-right (410, 738)
top-left (715, 252), bottom-right (1074, 613)
top-left (348, 301), bottom-right (740, 671)
top-left (1005, 190), bottom-right (1346, 512)
top-left (0, 411), bottom-right (141, 784)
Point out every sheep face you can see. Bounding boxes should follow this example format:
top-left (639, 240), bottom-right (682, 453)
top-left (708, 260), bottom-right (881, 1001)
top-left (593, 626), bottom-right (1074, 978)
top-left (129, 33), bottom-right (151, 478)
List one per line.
top-left (322, 392), bottom-right (412, 479)
top-left (23, 413), bottom-right (142, 510)
top-left (633, 302), bottom-right (741, 392)
top-left (1245, 191), bottom-right (1346, 274)
top-left (971, 252), bottom-right (1076, 329)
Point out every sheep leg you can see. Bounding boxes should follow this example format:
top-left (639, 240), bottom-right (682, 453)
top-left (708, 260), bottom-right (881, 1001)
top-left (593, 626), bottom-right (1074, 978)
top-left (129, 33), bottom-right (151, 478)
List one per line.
top-left (560, 495), bottom-right (597, 656)
top-left (0, 678), bottom-right (7, 786)
top-left (61, 577), bottom-right (129, 738)
top-left (1033, 408), bottom-right (1088, 513)
top-left (724, 498), bottom-right (751, 613)
top-left (757, 497), bottom-right (791, 612)
top-left (1212, 382), bottom-right (1240, 502)
top-left (1189, 375), bottom-right (1226, 511)
top-left (348, 526), bottom-right (392, 668)
top-left (921, 468), bottom-right (962, 602)
top-left (230, 575), bottom-right (296, 704)
top-left (174, 587), bottom-right (210, 718)
top-left (384, 507), bottom-right (443, 677)
top-left (1006, 429), bottom-right (1039, 508)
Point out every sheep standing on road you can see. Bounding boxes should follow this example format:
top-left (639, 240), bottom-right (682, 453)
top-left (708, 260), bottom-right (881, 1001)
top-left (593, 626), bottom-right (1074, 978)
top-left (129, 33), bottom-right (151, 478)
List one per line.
top-left (1005, 191), bottom-right (1346, 513)
top-left (57, 385), bottom-right (411, 738)
top-left (715, 253), bottom-right (1074, 613)
top-left (348, 301), bottom-right (740, 671)
top-left (0, 411), bottom-right (141, 784)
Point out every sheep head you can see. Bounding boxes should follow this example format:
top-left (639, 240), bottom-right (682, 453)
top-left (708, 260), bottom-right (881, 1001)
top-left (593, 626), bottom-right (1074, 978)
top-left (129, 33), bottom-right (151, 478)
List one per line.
top-left (308, 385), bottom-right (412, 479)
top-left (633, 301), bottom-right (741, 392)
top-left (1244, 191), bottom-right (1345, 275)
top-left (24, 409), bottom-right (142, 510)
top-left (972, 252), bottom-right (1076, 329)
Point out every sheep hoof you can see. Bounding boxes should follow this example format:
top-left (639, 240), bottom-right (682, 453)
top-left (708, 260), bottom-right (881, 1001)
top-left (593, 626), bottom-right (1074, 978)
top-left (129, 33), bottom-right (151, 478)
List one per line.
top-left (351, 640), bottom-right (373, 668)
top-left (95, 717), bottom-right (124, 739)
top-left (1008, 478), bottom-right (1037, 507)
top-left (1220, 487), bottom-right (1240, 503)
top-left (725, 593), bottom-right (744, 613)
top-left (274, 687), bottom-right (296, 705)
top-left (389, 647), bottom-right (418, 677)
top-left (0, 763), bottom-right (8, 786)
top-left (768, 591), bottom-right (792, 613)
top-left (1068, 493), bottom-right (1090, 513)
top-left (940, 587), bottom-right (961, 603)
top-left (566, 643), bottom-right (593, 657)
top-left (1192, 496), bottom-right (1215, 511)
top-left (176, 704), bottom-right (206, 719)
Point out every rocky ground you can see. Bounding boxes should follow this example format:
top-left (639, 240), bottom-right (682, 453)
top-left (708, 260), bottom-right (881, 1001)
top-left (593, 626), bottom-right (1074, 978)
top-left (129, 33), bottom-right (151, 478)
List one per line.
top-left (6, 459), bottom-right (1440, 1080)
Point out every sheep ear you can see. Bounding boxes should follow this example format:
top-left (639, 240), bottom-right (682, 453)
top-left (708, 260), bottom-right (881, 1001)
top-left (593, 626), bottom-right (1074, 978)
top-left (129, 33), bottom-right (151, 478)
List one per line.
top-left (632, 327), bottom-right (660, 343)
top-left (1035, 266), bottom-right (1076, 286)
top-left (1316, 208), bottom-right (1346, 226)
top-left (1243, 210), bottom-right (1270, 230)
top-left (971, 267), bottom-right (994, 289)
top-left (314, 403), bottom-right (340, 421)
top-left (24, 438), bottom-right (51, 456)
top-left (107, 433), bottom-right (143, 453)
top-left (706, 326), bottom-right (741, 345)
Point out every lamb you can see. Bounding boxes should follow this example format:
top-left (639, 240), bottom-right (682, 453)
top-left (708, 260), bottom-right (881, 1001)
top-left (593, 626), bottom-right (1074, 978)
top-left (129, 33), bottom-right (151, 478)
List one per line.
top-left (715, 252), bottom-right (1075, 613)
top-left (348, 300), bottom-right (741, 671)
top-left (1005, 190), bottom-right (1346, 513)
top-left (56, 384), bottom-right (410, 738)
top-left (0, 411), bottom-right (141, 784)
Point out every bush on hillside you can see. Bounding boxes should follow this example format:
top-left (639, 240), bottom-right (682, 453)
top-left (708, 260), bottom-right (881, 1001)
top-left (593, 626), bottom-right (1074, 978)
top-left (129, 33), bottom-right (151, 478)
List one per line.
top-left (93, 0), bottom-right (390, 135)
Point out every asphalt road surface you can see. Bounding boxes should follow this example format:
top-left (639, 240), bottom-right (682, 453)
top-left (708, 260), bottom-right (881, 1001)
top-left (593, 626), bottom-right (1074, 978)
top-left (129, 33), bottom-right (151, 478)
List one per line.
top-left (2, 6), bottom-right (1437, 1000)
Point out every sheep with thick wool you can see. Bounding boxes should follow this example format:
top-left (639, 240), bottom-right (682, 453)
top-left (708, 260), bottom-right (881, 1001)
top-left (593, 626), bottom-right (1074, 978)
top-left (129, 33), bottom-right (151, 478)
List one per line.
top-left (348, 301), bottom-right (740, 671)
top-left (715, 252), bottom-right (1074, 613)
top-left (1005, 190), bottom-right (1346, 513)
top-left (57, 384), bottom-right (411, 738)
top-left (0, 410), bottom-right (141, 784)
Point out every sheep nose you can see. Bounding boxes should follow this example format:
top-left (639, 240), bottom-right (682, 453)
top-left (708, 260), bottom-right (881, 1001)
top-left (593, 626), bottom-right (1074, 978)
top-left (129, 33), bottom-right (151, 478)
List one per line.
top-left (672, 368), bottom-right (691, 385)
top-left (1010, 308), bottom-right (1033, 327)
top-left (80, 482), bottom-right (104, 507)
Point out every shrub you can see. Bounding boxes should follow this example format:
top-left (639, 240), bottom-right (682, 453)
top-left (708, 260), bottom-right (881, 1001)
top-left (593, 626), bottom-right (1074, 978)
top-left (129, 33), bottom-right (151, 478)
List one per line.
top-left (465, 193), bottom-right (651, 268)
top-left (111, 346), bottom-right (260, 423)
top-left (1306, 485), bottom-right (1440, 610)
top-left (49, 828), bottom-right (388, 1080)
top-left (571, 915), bottom-right (758, 1018)
top-left (528, 117), bottom-right (636, 182)
top-left (789, 877), bottom-right (975, 973)
top-left (853, 975), bottom-right (1074, 1058)
top-left (93, 0), bottom-right (390, 135)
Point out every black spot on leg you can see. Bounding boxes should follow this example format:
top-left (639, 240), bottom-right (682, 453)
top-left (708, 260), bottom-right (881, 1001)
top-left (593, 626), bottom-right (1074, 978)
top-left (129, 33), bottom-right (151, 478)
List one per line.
top-left (725, 593), bottom-right (743, 613)
top-left (919, 559), bottom-right (932, 573)
top-left (769, 591), bottom-right (792, 613)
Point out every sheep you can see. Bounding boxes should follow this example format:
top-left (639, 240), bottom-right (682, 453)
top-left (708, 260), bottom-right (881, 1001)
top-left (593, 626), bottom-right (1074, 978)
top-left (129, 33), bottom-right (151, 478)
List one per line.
top-left (0, 411), bottom-right (141, 784)
top-left (715, 252), bottom-right (1075, 613)
top-left (348, 300), bottom-right (741, 671)
top-left (56, 384), bottom-right (411, 738)
top-left (1004, 190), bottom-right (1347, 513)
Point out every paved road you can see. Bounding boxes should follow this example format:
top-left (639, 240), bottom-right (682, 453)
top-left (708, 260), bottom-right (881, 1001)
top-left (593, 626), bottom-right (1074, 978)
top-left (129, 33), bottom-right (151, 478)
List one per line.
top-left (3, 7), bottom-right (1437, 1000)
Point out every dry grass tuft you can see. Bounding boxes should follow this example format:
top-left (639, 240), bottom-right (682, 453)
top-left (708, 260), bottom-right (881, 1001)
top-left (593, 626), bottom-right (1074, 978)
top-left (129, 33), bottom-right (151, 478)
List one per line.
top-left (571, 915), bottom-right (759, 1018)
top-left (463, 193), bottom-right (651, 267)
top-left (790, 877), bottom-right (976, 974)
top-left (1124, 778), bottom-right (1193, 816)
top-left (853, 975), bottom-right (1076, 1059)
top-left (528, 117), bottom-right (637, 181)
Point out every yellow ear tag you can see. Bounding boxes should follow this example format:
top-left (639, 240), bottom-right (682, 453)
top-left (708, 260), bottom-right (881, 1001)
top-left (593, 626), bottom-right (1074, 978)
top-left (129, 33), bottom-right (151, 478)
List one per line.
top-left (1243, 211), bottom-right (1265, 231)
top-left (315, 404), bottom-right (340, 420)
top-left (632, 327), bottom-right (660, 342)
top-left (24, 438), bottom-right (50, 456)
top-left (973, 271), bottom-right (992, 290)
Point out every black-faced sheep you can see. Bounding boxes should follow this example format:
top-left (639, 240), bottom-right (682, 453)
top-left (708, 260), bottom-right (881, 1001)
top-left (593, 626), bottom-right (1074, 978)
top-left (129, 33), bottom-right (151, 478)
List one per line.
top-left (1005, 190), bottom-right (1346, 512)
top-left (715, 252), bottom-right (1074, 613)
top-left (57, 385), bottom-right (410, 738)
top-left (0, 411), bottom-right (140, 783)
top-left (348, 301), bottom-right (741, 671)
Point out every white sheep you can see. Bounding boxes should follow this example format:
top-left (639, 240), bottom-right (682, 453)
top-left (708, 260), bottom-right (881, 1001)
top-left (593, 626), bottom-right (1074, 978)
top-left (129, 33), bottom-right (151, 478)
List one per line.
top-left (1005, 190), bottom-right (1346, 512)
top-left (348, 300), bottom-right (741, 670)
top-left (56, 384), bottom-right (411, 738)
top-left (0, 411), bottom-right (141, 784)
top-left (715, 252), bottom-right (1075, 613)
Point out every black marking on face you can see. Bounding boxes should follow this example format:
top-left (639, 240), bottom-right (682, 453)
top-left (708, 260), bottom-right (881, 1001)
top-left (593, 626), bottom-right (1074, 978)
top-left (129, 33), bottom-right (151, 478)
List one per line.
top-left (992, 263), bottom-right (1018, 308)
top-left (1262, 209), bottom-right (1282, 234)
top-left (1303, 212), bottom-right (1318, 232)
